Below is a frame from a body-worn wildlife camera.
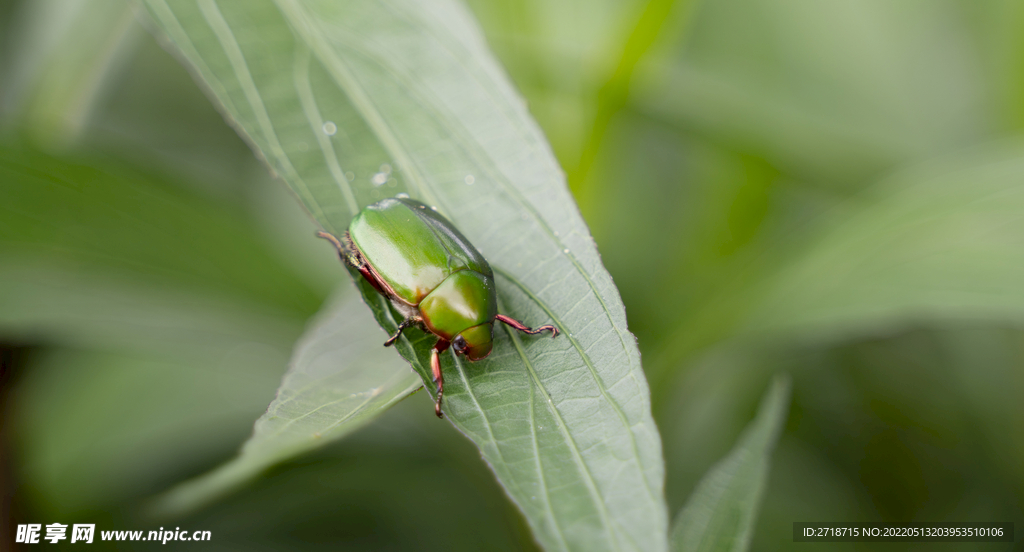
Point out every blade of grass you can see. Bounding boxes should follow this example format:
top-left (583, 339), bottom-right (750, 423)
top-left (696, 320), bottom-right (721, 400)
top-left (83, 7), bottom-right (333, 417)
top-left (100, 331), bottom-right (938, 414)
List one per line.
top-left (670, 375), bottom-right (790, 552)
top-left (743, 141), bottom-right (1024, 342)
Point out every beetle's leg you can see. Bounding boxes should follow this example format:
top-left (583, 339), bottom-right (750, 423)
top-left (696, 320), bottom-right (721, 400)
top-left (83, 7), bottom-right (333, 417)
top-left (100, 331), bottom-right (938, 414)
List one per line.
top-left (383, 317), bottom-right (420, 347)
top-left (495, 314), bottom-right (560, 338)
top-left (316, 230), bottom-right (387, 295)
top-left (431, 338), bottom-right (451, 418)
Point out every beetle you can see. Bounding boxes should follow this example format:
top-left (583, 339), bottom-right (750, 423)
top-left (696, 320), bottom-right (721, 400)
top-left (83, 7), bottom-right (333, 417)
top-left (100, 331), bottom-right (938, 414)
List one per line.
top-left (317, 196), bottom-right (558, 418)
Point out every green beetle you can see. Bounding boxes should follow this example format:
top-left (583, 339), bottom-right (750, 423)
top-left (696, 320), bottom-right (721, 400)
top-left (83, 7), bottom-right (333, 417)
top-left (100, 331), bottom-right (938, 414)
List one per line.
top-left (317, 196), bottom-right (558, 417)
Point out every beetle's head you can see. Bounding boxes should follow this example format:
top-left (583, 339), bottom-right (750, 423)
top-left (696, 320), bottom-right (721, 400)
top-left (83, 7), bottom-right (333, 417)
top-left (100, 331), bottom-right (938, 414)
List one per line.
top-left (453, 323), bottom-right (493, 360)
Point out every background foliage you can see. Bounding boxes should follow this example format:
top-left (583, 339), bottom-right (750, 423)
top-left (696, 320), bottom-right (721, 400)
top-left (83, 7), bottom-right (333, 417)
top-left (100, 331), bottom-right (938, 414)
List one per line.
top-left (3, 0), bottom-right (1024, 550)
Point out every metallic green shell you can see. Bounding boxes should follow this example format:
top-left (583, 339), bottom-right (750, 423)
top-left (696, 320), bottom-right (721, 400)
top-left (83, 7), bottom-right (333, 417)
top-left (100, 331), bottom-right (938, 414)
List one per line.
top-left (348, 197), bottom-right (492, 306)
top-left (419, 270), bottom-right (497, 340)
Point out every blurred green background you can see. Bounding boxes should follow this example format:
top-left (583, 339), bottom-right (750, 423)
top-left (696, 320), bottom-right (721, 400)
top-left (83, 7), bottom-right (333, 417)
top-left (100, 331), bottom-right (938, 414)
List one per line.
top-left (3, 0), bottom-right (1024, 549)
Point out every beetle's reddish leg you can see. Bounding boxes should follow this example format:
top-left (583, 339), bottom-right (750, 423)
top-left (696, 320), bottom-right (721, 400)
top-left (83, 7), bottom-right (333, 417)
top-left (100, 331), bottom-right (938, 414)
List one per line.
top-left (495, 314), bottom-right (560, 338)
top-left (383, 318), bottom-right (419, 347)
top-left (431, 339), bottom-right (451, 418)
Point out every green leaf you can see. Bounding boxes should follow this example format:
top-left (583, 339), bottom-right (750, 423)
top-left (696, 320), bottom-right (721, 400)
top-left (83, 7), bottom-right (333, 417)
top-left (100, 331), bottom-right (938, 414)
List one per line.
top-left (135, 1), bottom-right (668, 550)
top-left (0, 146), bottom-right (319, 514)
top-left (10, 345), bottom-right (292, 516)
top-left (650, 141), bottom-right (1024, 386)
top-left (743, 141), bottom-right (1024, 342)
top-left (148, 289), bottom-right (420, 518)
top-left (670, 375), bottom-right (790, 552)
top-left (0, 146), bottom-right (317, 351)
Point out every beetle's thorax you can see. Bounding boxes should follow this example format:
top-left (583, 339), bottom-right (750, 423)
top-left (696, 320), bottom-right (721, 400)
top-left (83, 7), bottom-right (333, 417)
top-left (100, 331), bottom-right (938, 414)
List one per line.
top-left (418, 269), bottom-right (497, 340)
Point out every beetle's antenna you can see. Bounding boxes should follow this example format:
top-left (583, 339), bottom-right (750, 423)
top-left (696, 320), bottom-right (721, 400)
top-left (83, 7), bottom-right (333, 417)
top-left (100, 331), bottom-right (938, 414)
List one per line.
top-left (316, 230), bottom-right (345, 252)
top-left (317, 230), bottom-right (363, 271)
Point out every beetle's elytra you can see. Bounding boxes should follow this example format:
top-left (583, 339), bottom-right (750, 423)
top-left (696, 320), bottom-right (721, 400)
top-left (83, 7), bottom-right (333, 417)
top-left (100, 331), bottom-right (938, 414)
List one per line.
top-left (318, 197), bottom-right (558, 418)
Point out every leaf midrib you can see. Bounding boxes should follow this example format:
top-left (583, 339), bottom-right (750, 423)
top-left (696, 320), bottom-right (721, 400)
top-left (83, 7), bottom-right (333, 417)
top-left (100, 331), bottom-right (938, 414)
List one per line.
top-left (497, 300), bottom-right (622, 550)
top-left (292, 44), bottom-right (359, 221)
top-left (197, 0), bottom-right (326, 227)
top-left (451, 354), bottom-right (570, 552)
top-left (273, 0), bottom-right (436, 208)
